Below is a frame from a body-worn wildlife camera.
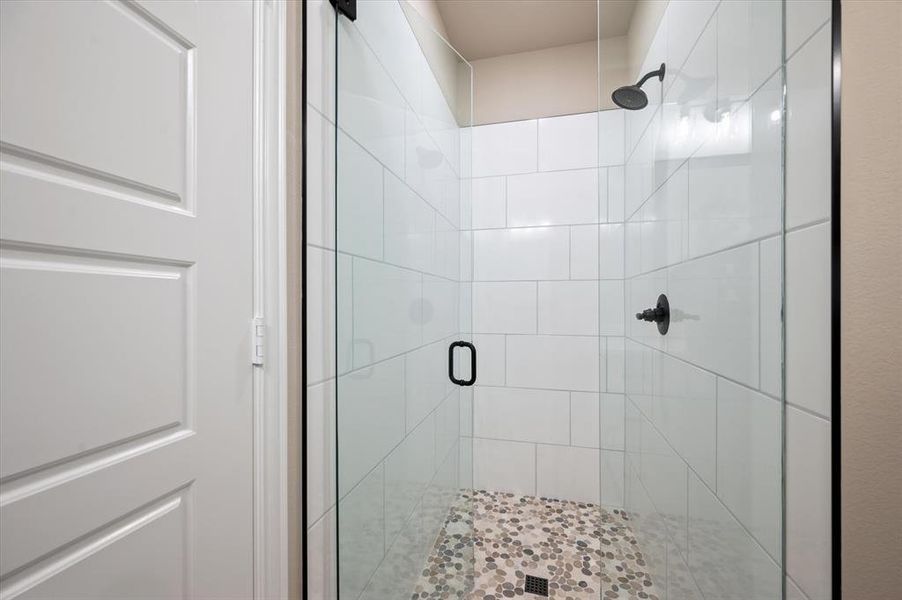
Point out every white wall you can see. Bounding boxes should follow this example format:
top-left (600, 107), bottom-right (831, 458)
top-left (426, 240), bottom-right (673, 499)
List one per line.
top-left (305, 1), bottom-right (469, 598)
top-left (466, 109), bottom-right (627, 507)
top-left (621, 1), bottom-right (833, 599)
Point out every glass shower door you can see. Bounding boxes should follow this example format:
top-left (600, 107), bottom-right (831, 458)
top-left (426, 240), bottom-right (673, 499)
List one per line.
top-left (333, 2), bottom-right (473, 598)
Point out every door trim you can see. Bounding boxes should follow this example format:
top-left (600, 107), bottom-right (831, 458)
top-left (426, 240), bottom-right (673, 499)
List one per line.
top-left (254, 0), bottom-right (288, 598)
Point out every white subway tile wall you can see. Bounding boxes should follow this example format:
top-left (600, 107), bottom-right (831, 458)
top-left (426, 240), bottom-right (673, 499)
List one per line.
top-left (787, 404), bottom-right (832, 600)
top-left (507, 169), bottom-right (599, 227)
top-left (468, 106), bottom-right (628, 507)
top-left (473, 386), bottom-right (570, 445)
top-left (621, 2), bottom-right (833, 600)
top-left (785, 5), bottom-right (833, 598)
top-left (536, 444), bottom-right (600, 504)
top-left (307, 1), bottom-right (833, 598)
top-left (538, 112), bottom-right (598, 171)
top-left (787, 25), bottom-right (832, 230)
top-left (472, 437), bottom-right (536, 496)
top-left (472, 119), bottom-right (538, 178)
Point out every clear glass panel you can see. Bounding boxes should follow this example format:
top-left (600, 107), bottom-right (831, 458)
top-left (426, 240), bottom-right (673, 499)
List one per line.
top-left (334, 2), bottom-right (473, 598)
top-left (619, 1), bottom-right (786, 598)
top-left (333, 0), bottom-right (784, 597)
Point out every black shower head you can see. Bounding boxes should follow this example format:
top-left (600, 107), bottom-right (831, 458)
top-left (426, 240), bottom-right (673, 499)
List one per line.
top-left (611, 63), bottom-right (666, 110)
top-left (611, 85), bottom-right (648, 110)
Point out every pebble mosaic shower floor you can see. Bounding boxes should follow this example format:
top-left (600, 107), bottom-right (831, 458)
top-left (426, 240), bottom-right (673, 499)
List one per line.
top-left (412, 489), bottom-right (662, 600)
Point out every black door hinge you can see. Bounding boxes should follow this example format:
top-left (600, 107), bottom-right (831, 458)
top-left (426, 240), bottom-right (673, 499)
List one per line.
top-left (330, 0), bottom-right (356, 21)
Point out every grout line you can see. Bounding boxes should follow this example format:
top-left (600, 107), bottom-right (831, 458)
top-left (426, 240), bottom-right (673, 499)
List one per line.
top-left (661, 0), bottom-right (721, 103)
top-left (475, 383), bottom-right (608, 395)
top-left (786, 217), bottom-right (831, 235)
top-left (785, 401), bottom-right (832, 423)
top-left (322, 245), bottom-right (460, 284)
top-left (623, 52), bottom-right (784, 224)
top-left (345, 19), bottom-right (464, 175)
top-left (305, 504), bottom-right (334, 533)
top-left (337, 123), bottom-right (458, 226)
top-left (339, 334), bottom-right (460, 382)
top-left (786, 18), bottom-right (832, 63)
top-left (623, 231), bottom-right (785, 282)
top-left (356, 436), bottom-right (460, 598)
top-left (338, 385), bottom-right (460, 504)
top-left (626, 393), bottom-right (783, 569)
top-left (625, 336), bottom-right (782, 405)
top-left (786, 573), bottom-right (815, 600)
top-left (472, 276), bottom-right (624, 283)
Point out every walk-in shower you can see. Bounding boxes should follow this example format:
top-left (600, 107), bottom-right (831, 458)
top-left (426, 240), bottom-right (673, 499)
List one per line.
top-left (324, 0), bottom-right (813, 597)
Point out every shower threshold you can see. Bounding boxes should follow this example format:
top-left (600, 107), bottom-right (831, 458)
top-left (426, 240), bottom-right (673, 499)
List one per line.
top-left (412, 489), bottom-right (662, 599)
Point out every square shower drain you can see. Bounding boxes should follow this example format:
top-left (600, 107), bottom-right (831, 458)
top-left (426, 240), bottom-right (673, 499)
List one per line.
top-left (524, 574), bottom-right (549, 597)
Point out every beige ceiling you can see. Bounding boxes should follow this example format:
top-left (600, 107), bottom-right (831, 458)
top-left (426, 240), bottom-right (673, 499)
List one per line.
top-left (436, 0), bottom-right (637, 61)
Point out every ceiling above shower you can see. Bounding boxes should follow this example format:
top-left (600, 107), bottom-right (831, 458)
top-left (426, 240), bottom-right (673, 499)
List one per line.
top-left (435, 0), bottom-right (638, 60)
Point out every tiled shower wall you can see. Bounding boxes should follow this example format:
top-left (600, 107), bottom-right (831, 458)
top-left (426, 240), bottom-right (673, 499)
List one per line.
top-left (621, 1), bottom-right (833, 599)
top-left (466, 110), bottom-right (628, 507)
top-left (784, 2), bottom-right (833, 599)
top-left (305, 1), bottom-right (467, 597)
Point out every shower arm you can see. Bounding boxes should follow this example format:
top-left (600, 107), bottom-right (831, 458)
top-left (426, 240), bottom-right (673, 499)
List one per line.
top-left (635, 63), bottom-right (666, 88)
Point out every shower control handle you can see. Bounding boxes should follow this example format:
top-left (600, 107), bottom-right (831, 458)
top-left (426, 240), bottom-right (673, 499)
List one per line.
top-left (636, 307), bottom-right (666, 322)
top-left (635, 294), bottom-right (670, 335)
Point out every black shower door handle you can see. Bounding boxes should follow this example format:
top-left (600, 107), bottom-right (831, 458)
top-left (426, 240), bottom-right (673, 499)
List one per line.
top-left (448, 341), bottom-right (476, 386)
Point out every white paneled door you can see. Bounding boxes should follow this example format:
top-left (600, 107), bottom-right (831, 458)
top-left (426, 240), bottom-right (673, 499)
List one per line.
top-left (0, 1), bottom-right (255, 598)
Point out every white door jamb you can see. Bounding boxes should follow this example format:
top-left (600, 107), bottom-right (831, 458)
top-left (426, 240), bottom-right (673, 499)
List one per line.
top-left (254, 1), bottom-right (288, 598)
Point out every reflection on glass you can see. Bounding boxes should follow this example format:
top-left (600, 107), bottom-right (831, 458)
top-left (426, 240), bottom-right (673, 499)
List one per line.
top-left (335, 2), bottom-right (473, 598)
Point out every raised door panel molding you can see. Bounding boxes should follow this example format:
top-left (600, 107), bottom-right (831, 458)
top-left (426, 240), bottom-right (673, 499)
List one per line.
top-left (0, 0), bottom-right (196, 210)
top-left (0, 245), bottom-right (192, 481)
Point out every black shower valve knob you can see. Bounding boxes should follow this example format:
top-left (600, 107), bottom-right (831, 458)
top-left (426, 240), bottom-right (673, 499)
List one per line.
top-left (635, 294), bottom-right (670, 335)
top-left (635, 307), bottom-right (667, 322)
